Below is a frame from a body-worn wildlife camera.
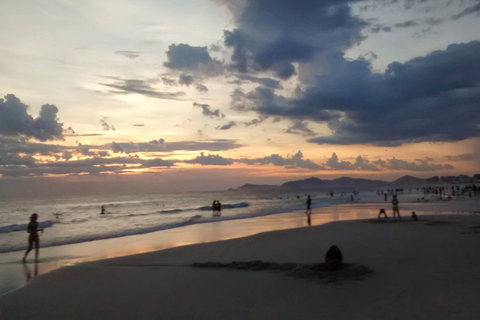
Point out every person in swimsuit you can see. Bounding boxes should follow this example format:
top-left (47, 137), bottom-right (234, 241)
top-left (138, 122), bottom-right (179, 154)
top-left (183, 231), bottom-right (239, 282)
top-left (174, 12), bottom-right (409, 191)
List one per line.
top-left (22, 213), bottom-right (43, 263)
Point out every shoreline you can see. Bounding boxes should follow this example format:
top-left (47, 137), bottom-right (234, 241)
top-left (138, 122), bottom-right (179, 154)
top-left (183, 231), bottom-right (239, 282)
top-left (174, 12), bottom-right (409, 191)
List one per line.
top-left (2, 212), bottom-right (480, 318)
top-left (1, 199), bottom-right (479, 297)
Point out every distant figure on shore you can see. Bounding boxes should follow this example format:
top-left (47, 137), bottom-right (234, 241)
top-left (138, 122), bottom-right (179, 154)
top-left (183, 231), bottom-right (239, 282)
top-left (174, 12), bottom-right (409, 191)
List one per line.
top-left (22, 213), bottom-right (43, 263)
top-left (378, 208), bottom-right (389, 220)
top-left (392, 195), bottom-right (401, 220)
top-left (101, 206), bottom-right (107, 215)
top-left (384, 193), bottom-right (388, 201)
top-left (411, 211), bottom-right (418, 221)
top-left (350, 194), bottom-right (354, 201)
top-left (305, 196), bottom-right (312, 226)
top-left (212, 200), bottom-right (222, 217)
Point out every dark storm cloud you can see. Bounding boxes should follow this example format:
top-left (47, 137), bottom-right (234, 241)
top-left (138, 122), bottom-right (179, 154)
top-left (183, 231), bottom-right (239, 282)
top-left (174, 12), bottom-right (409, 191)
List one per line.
top-left (178, 74), bottom-right (194, 86)
top-left (221, 0), bottom-right (366, 79)
top-left (115, 51), bottom-right (142, 59)
top-left (193, 102), bottom-right (224, 118)
top-left (164, 44), bottom-right (212, 70)
top-left (164, 44), bottom-right (224, 77)
top-left (240, 41), bottom-right (480, 146)
top-left (0, 94), bottom-right (64, 141)
top-left (0, 136), bottom-right (63, 155)
top-left (236, 74), bottom-right (281, 88)
top-left (444, 153), bottom-right (480, 161)
top-left (99, 78), bottom-right (185, 100)
top-left (285, 121), bottom-right (316, 136)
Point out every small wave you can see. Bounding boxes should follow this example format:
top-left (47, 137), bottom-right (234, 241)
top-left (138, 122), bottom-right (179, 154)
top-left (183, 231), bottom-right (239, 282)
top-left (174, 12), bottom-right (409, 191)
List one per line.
top-left (159, 202), bottom-right (250, 214)
top-left (0, 220), bottom-right (54, 234)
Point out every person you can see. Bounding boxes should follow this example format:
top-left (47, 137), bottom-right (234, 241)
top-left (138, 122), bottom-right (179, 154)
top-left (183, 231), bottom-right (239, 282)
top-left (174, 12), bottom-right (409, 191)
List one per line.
top-left (392, 195), bottom-right (402, 220)
top-left (378, 208), bottom-right (389, 220)
top-left (101, 205), bottom-right (107, 215)
top-left (22, 213), bottom-right (43, 263)
top-left (217, 201), bottom-right (222, 216)
top-left (212, 200), bottom-right (217, 216)
top-left (305, 196), bottom-right (312, 226)
top-left (411, 211), bottom-right (418, 221)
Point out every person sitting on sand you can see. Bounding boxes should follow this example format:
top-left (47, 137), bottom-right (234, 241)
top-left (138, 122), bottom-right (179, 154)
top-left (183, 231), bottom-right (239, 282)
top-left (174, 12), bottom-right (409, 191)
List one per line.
top-left (22, 213), bottom-right (43, 263)
top-left (378, 208), bottom-right (389, 220)
top-left (392, 195), bottom-right (402, 220)
top-left (411, 211), bottom-right (418, 221)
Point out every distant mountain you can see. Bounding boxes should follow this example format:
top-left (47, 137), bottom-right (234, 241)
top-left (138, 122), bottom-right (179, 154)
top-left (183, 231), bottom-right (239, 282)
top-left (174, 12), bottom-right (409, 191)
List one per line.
top-left (281, 177), bottom-right (326, 188)
top-left (393, 175), bottom-right (426, 185)
top-left (281, 176), bottom-right (388, 189)
top-left (234, 183), bottom-right (279, 190)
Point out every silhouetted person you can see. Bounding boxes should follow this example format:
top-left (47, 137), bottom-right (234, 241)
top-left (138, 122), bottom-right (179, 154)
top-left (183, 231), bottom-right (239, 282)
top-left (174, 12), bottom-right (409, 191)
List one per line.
top-left (378, 208), bottom-right (389, 220)
top-left (217, 201), bottom-right (222, 216)
top-left (392, 195), bottom-right (401, 220)
top-left (384, 193), bottom-right (388, 201)
top-left (325, 245), bottom-right (343, 271)
top-left (101, 206), bottom-right (106, 215)
top-left (305, 196), bottom-right (312, 226)
top-left (212, 200), bottom-right (217, 216)
top-left (23, 213), bottom-right (43, 263)
top-left (411, 211), bottom-right (418, 221)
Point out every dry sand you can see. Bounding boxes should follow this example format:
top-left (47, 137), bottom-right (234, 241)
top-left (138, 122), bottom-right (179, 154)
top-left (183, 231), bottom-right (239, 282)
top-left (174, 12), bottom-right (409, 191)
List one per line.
top-left (2, 213), bottom-right (480, 319)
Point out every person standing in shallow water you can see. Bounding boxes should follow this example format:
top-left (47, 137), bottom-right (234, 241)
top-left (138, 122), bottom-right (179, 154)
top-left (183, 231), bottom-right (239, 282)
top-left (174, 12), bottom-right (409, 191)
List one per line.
top-left (305, 196), bottom-right (312, 226)
top-left (23, 213), bottom-right (43, 263)
top-left (392, 195), bottom-right (401, 220)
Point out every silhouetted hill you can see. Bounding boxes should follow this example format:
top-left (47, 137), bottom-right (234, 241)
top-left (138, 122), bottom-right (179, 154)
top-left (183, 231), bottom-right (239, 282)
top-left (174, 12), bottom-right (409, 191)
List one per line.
top-left (281, 177), bottom-right (326, 188)
top-left (393, 175), bottom-right (426, 185)
top-left (281, 176), bottom-right (388, 189)
top-left (235, 183), bottom-right (279, 190)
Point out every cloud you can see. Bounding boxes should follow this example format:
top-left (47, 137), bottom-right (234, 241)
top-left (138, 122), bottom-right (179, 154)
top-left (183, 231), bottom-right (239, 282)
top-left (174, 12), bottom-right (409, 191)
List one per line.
top-left (217, 121), bottom-right (237, 130)
top-left (185, 152), bottom-right (233, 165)
top-left (0, 94), bottom-right (64, 141)
top-left (161, 77), bottom-right (177, 86)
top-left (394, 20), bottom-right (419, 28)
top-left (451, 2), bottom-right (480, 20)
top-left (109, 139), bottom-right (244, 153)
top-left (235, 74), bottom-right (281, 89)
top-left (115, 50), bottom-right (142, 59)
top-left (285, 120), bottom-right (316, 136)
top-left (164, 43), bottom-right (223, 77)
top-left (444, 153), bottom-right (480, 161)
top-left (221, 0), bottom-right (366, 79)
top-left (178, 74), bottom-right (194, 86)
top-left (324, 153), bottom-right (454, 172)
top-left (238, 41), bottom-right (480, 146)
top-left (99, 78), bottom-right (185, 100)
top-left (100, 117), bottom-right (115, 131)
top-left (240, 150), bottom-right (324, 170)
top-left (193, 102), bottom-right (224, 118)
top-left (243, 116), bottom-right (267, 127)
top-left (132, 124), bottom-right (145, 127)
top-left (195, 83), bottom-right (209, 93)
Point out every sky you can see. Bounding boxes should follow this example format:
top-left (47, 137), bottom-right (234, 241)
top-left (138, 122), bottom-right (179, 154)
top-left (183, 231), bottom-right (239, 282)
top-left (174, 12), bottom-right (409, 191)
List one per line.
top-left (1, 0), bottom-right (480, 195)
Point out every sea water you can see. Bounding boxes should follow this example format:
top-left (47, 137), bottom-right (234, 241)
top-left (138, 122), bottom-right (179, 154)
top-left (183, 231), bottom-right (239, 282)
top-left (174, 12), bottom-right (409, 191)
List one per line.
top-left (0, 188), bottom-right (372, 253)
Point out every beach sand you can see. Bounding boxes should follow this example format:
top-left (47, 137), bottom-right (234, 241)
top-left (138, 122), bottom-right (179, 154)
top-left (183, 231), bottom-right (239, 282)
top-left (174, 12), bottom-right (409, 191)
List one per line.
top-left (2, 209), bottom-right (480, 319)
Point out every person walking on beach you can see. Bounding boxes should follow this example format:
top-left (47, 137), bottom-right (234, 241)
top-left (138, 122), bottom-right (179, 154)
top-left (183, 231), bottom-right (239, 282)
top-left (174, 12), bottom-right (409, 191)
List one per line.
top-left (305, 195), bottom-right (312, 226)
top-left (22, 213), bottom-right (43, 263)
top-left (217, 201), bottom-right (222, 216)
top-left (392, 195), bottom-right (402, 220)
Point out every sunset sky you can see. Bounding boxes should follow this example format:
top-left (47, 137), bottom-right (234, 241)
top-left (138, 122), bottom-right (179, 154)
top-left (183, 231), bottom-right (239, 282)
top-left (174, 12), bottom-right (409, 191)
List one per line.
top-left (1, 0), bottom-right (480, 194)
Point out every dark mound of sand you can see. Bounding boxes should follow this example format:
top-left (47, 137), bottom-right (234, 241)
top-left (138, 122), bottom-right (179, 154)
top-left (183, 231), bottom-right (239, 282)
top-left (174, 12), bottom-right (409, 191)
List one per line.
top-left (192, 260), bottom-right (373, 282)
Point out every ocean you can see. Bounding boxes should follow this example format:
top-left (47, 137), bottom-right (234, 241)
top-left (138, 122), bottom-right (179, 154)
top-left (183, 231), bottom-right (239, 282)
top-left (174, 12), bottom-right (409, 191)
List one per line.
top-left (0, 188), bottom-right (368, 254)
